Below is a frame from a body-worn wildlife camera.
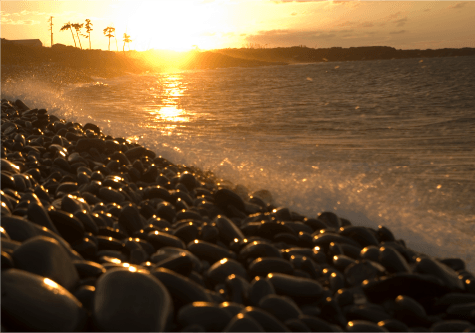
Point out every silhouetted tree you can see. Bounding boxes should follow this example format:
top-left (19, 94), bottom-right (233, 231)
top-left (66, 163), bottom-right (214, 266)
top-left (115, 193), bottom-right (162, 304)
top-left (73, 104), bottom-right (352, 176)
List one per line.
top-left (60, 22), bottom-right (76, 47)
top-left (123, 33), bottom-right (132, 52)
top-left (85, 19), bottom-right (93, 49)
top-left (103, 26), bottom-right (115, 51)
top-left (72, 23), bottom-right (84, 49)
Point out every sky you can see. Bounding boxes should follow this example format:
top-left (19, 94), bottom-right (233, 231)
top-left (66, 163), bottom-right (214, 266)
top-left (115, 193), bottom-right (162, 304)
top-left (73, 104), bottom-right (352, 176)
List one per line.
top-left (1, 1), bottom-right (474, 52)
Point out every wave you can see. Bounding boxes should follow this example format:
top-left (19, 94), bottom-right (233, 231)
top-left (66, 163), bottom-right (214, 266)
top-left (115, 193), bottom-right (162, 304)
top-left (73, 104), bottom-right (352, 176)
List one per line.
top-left (3, 68), bottom-right (474, 272)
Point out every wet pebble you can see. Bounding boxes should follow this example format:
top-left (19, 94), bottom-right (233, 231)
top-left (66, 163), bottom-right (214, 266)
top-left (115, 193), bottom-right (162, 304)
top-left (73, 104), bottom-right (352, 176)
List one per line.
top-left (258, 294), bottom-right (303, 321)
top-left (177, 302), bottom-right (233, 332)
top-left (12, 236), bottom-right (79, 291)
top-left (239, 306), bottom-right (290, 332)
top-left (207, 257), bottom-right (249, 286)
top-left (2, 268), bottom-right (87, 332)
top-left (267, 272), bottom-right (324, 303)
top-left (223, 313), bottom-right (265, 332)
top-left (249, 257), bottom-right (294, 277)
top-left (93, 267), bottom-right (172, 332)
top-left (2, 99), bottom-right (475, 333)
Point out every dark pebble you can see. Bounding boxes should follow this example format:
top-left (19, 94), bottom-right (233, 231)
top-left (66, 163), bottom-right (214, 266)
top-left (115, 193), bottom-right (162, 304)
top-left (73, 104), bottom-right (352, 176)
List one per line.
top-left (267, 272), bottom-right (324, 303)
top-left (93, 267), bottom-right (172, 332)
top-left (240, 306), bottom-right (290, 332)
top-left (148, 230), bottom-right (185, 250)
top-left (380, 246), bottom-right (412, 274)
top-left (152, 267), bottom-right (213, 309)
top-left (214, 215), bottom-right (245, 245)
top-left (346, 320), bottom-right (389, 332)
top-left (362, 273), bottom-right (451, 303)
top-left (3, 99), bottom-right (474, 333)
top-left (2, 268), bottom-right (87, 332)
top-left (207, 257), bottom-right (249, 286)
top-left (415, 256), bottom-right (465, 291)
top-left (177, 302), bottom-right (233, 332)
top-left (249, 257), bottom-right (294, 277)
top-left (258, 294), bottom-right (303, 321)
top-left (154, 252), bottom-right (194, 276)
top-left (187, 239), bottom-right (236, 264)
top-left (239, 240), bottom-right (283, 262)
top-left (224, 313), bottom-right (265, 332)
top-left (284, 318), bottom-right (311, 332)
top-left (12, 236), bottom-right (79, 291)
top-left (46, 209), bottom-right (84, 243)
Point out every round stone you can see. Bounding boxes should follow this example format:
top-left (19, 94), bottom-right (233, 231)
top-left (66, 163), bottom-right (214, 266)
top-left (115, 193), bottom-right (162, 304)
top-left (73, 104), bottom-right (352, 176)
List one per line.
top-left (93, 267), bottom-right (172, 332)
top-left (12, 236), bottom-right (79, 291)
top-left (1, 269), bottom-right (86, 332)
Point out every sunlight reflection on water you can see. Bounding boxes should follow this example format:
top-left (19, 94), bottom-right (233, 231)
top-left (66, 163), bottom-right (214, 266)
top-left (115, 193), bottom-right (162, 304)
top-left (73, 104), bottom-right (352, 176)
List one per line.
top-left (144, 74), bottom-right (191, 134)
top-left (3, 57), bottom-right (474, 270)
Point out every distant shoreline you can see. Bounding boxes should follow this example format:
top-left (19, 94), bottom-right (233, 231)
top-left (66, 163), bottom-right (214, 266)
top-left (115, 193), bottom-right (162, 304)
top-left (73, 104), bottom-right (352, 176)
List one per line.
top-left (2, 38), bottom-right (474, 86)
top-left (214, 45), bottom-right (475, 64)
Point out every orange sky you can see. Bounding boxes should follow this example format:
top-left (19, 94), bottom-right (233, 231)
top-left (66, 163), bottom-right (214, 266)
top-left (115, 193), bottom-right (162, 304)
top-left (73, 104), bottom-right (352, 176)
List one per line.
top-left (1, 1), bottom-right (474, 51)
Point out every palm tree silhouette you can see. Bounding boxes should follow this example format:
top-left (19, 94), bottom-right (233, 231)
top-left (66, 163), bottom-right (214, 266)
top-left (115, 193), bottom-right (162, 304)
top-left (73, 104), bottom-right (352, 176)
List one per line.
top-left (103, 26), bottom-right (115, 51)
top-left (84, 19), bottom-right (93, 49)
top-left (72, 23), bottom-right (84, 49)
top-left (60, 22), bottom-right (76, 47)
top-left (123, 33), bottom-right (132, 52)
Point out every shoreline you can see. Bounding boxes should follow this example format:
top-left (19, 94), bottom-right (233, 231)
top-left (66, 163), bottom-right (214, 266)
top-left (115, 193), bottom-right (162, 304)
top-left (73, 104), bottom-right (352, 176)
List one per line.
top-left (2, 98), bottom-right (475, 331)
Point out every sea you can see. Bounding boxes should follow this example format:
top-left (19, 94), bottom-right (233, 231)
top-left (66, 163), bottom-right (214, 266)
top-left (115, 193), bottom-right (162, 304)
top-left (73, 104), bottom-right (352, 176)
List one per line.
top-left (2, 56), bottom-right (475, 272)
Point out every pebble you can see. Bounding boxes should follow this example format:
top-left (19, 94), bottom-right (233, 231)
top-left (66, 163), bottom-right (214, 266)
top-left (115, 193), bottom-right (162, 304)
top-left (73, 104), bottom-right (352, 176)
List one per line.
top-left (177, 302), bottom-right (233, 331)
top-left (2, 98), bottom-right (474, 332)
top-left (1, 268), bottom-right (87, 331)
top-left (214, 215), bottom-right (245, 245)
top-left (223, 313), bottom-right (265, 332)
top-left (379, 246), bottom-right (411, 273)
top-left (249, 257), bottom-right (295, 277)
top-left (11, 236), bottom-right (79, 291)
top-left (93, 267), bottom-right (172, 331)
top-left (240, 306), bottom-right (290, 332)
top-left (258, 294), bottom-right (303, 321)
top-left (267, 272), bottom-right (324, 301)
top-left (207, 258), bottom-right (249, 285)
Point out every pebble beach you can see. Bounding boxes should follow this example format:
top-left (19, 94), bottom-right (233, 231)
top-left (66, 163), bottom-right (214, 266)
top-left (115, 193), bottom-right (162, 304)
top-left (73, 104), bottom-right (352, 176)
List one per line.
top-left (2, 98), bottom-right (475, 332)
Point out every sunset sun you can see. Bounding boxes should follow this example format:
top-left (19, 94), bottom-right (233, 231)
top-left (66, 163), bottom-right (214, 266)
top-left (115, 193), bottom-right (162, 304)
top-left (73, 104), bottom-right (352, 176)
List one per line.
top-left (114, 1), bottom-right (228, 51)
top-left (2, 0), bottom-right (475, 331)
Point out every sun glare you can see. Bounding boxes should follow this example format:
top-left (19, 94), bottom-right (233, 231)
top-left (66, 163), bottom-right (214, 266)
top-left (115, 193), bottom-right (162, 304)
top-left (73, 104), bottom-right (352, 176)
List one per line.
top-left (115, 1), bottom-right (227, 51)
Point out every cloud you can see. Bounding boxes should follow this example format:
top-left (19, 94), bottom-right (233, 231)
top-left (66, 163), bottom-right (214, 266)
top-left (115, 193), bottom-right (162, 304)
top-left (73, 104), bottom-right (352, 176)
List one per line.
top-left (389, 30), bottom-right (406, 35)
top-left (221, 32), bottom-right (235, 38)
top-left (6, 10), bottom-right (47, 17)
top-left (385, 11), bottom-right (402, 20)
top-left (245, 29), bottom-right (357, 47)
top-left (243, 27), bottom-right (417, 49)
top-left (273, 0), bottom-right (327, 2)
top-left (448, 2), bottom-right (468, 9)
top-left (394, 17), bottom-right (408, 27)
top-left (1, 17), bottom-right (41, 25)
top-left (273, 0), bottom-right (356, 3)
top-left (335, 20), bottom-right (354, 27)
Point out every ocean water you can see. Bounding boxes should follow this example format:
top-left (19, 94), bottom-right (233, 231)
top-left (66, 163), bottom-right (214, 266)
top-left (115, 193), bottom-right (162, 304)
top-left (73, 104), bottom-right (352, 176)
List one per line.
top-left (2, 56), bottom-right (475, 271)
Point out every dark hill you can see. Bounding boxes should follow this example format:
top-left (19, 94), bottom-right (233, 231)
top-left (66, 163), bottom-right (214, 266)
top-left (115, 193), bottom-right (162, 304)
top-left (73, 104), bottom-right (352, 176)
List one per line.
top-left (1, 39), bottom-right (284, 85)
top-left (214, 46), bottom-right (475, 64)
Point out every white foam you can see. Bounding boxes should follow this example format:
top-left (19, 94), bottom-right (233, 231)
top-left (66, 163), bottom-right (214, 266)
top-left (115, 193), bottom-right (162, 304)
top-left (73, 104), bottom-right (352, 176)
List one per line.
top-left (3, 75), bottom-right (473, 273)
